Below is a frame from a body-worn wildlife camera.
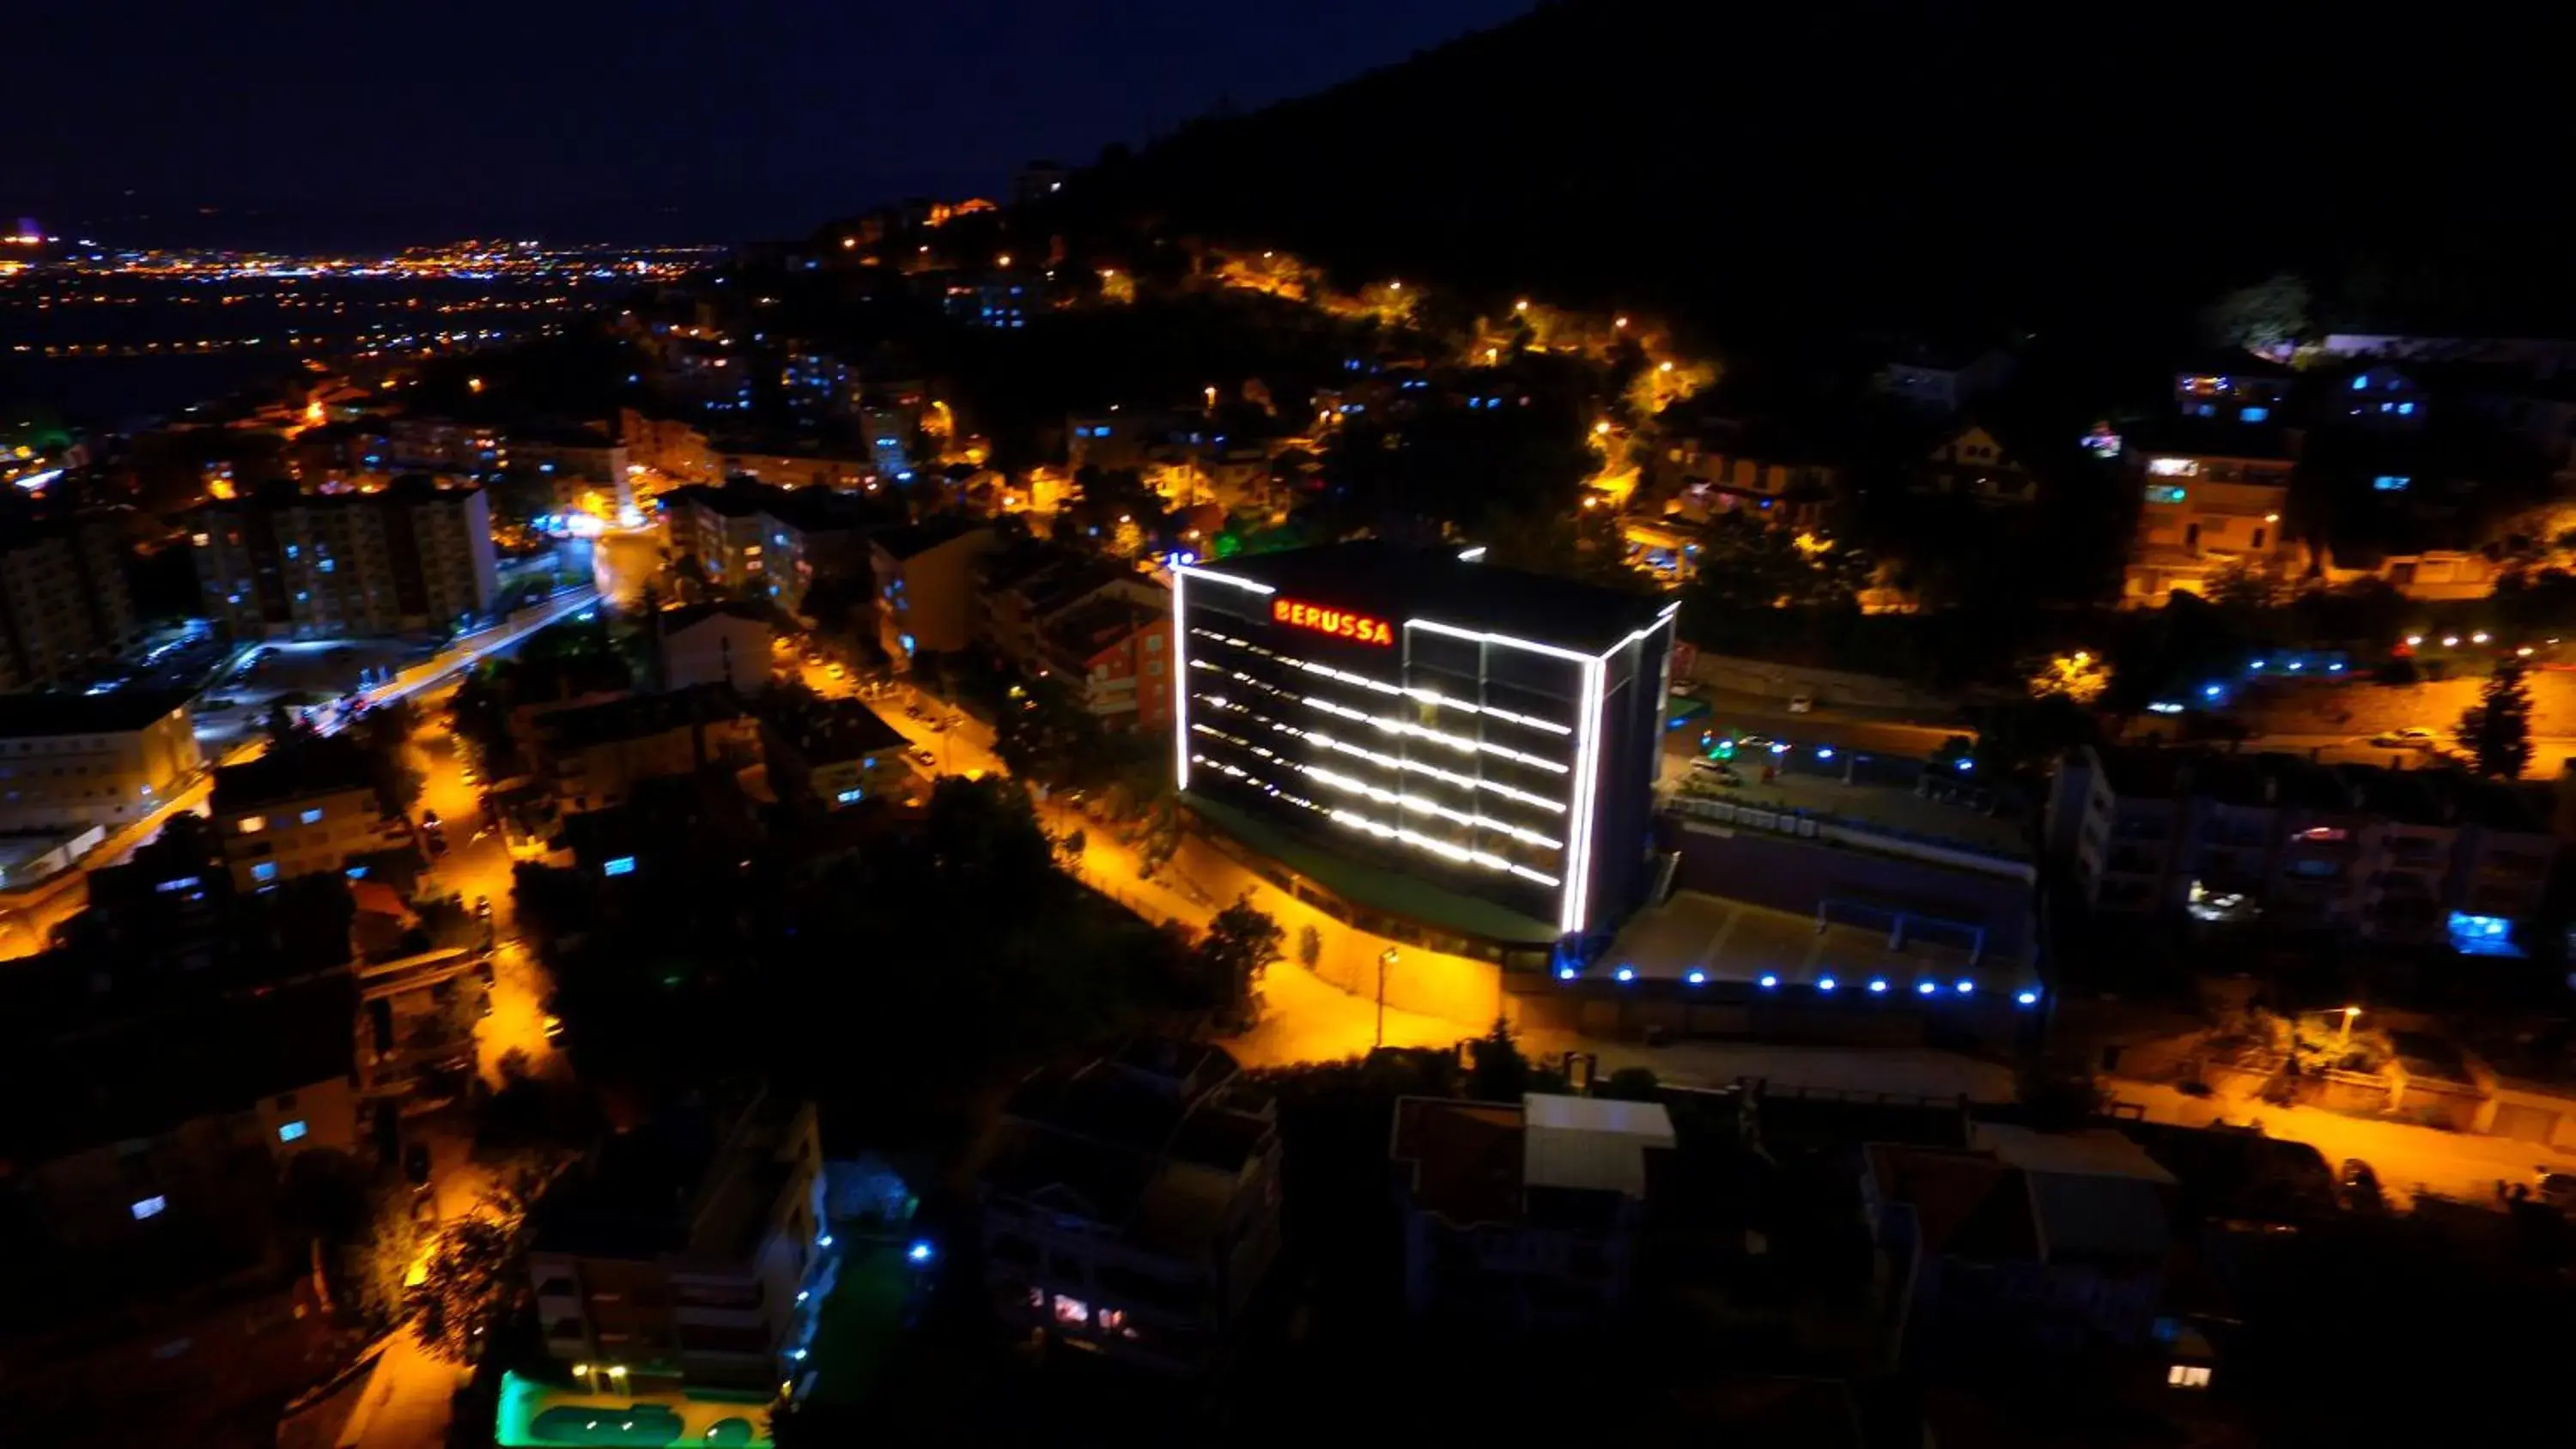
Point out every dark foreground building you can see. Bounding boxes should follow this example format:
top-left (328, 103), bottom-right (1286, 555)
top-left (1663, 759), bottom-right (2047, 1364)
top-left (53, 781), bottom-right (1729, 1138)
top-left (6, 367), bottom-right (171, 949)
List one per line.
top-left (1174, 542), bottom-right (1675, 964)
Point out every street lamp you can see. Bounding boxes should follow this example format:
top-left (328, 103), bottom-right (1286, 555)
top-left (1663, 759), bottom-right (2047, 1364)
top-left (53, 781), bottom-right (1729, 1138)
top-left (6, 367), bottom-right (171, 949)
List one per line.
top-left (2337, 1004), bottom-right (2361, 1052)
top-left (1376, 947), bottom-right (1398, 1050)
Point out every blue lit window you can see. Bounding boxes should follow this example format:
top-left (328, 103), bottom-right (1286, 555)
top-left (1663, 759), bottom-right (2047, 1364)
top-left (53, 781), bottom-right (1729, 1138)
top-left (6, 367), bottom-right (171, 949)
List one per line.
top-left (2449, 911), bottom-right (2523, 958)
top-left (131, 1196), bottom-right (167, 1221)
top-left (836, 788), bottom-right (864, 804)
top-left (863, 757), bottom-right (876, 769)
top-left (301, 808), bottom-right (324, 824)
top-left (345, 865), bottom-right (368, 879)
top-left (252, 861), bottom-right (278, 883)
top-left (2398, 402), bottom-right (2415, 415)
top-left (2373, 475), bottom-right (2411, 491)
top-left (286, 545), bottom-right (300, 559)
top-left (319, 558), bottom-right (334, 573)
top-left (2351, 375), bottom-right (2368, 391)
top-left (2193, 403), bottom-right (2215, 417)
top-left (2239, 406), bottom-right (2269, 422)
top-left (604, 856), bottom-right (636, 877)
top-left (278, 1120), bottom-right (307, 1143)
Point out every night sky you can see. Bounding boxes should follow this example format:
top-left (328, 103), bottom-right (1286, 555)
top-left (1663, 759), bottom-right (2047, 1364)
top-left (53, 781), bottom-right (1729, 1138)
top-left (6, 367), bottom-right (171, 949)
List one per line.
top-left (15, 0), bottom-right (1533, 245)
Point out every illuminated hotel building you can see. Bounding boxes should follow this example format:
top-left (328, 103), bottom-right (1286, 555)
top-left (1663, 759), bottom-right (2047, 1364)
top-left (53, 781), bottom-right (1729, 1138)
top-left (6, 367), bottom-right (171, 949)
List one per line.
top-left (1175, 543), bottom-right (1676, 963)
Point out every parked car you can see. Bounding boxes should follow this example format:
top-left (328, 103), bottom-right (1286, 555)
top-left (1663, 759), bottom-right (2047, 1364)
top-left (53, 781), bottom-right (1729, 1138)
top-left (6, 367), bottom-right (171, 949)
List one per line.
top-left (2537, 1166), bottom-right (2576, 1210)
top-left (909, 747), bottom-right (938, 769)
top-left (2370, 726), bottom-right (2441, 750)
top-left (2339, 1158), bottom-right (2385, 1211)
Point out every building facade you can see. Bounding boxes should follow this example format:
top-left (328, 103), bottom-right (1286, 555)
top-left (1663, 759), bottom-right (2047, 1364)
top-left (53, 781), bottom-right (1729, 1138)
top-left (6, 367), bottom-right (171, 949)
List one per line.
top-left (1175, 543), bottom-right (1675, 961)
top-left (0, 514), bottom-right (141, 690)
top-left (872, 519), bottom-right (997, 661)
top-left (210, 742), bottom-right (410, 890)
top-left (0, 693), bottom-right (200, 833)
top-left (194, 481), bottom-right (501, 640)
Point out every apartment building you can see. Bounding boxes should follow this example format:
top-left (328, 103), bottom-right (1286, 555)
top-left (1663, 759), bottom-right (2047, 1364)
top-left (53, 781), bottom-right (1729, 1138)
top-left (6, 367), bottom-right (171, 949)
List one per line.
top-left (651, 602), bottom-right (773, 697)
top-left (380, 415), bottom-right (499, 474)
top-left (210, 739), bottom-right (410, 890)
top-left (618, 409), bottom-right (720, 485)
top-left (1036, 596), bottom-right (1172, 733)
top-left (194, 479), bottom-right (500, 640)
top-left (535, 685), bottom-right (757, 814)
top-left (528, 1093), bottom-right (830, 1389)
top-left (0, 513), bottom-right (141, 690)
top-left (1389, 1093), bottom-right (1672, 1329)
top-left (659, 482), bottom-right (877, 615)
top-left (977, 1039), bottom-right (1282, 1374)
top-left (756, 698), bottom-right (913, 809)
top-left (2122, 428), bottom-right (2300, 604)
top-left (871, 518), bottom-right (996, 660)
top-left (975, 544), bottom-right (1165, 670)
top-left (0, 691), bottom-right (200, 833)
top-left (2049, 746), bottom-right (2557, 946)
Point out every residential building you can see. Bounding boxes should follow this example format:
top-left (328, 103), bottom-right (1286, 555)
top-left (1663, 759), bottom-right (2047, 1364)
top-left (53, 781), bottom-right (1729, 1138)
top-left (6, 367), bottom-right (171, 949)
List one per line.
top-left (757, 698), bottom-right (912, 809)
top-left (528, 1092), bottom-right (830, 1390)
top-left (1914, 423), bottom-right (2038, 505)
top-left (1036, 595), bottom-right (1173, 732)
top-left (872, 518), bottom-right (997, 661)
top-left (619, 409), bottom-right (720, 485)
top-left (660, 483), bottom-right (773, 596)
top-left (860, 406), bottom-right (916, 484)
top-left (1864, 1124), bottom-right (2177, 1355)
top-left (976, 543), bottom-right (1165, 670)
top-left (1877, 343), bottom-right (2014, 415)
top-left (944, 274), bottom-right (1033, 330)
top-left (535, 685), bottom-right (758, 814)
top-left (1647, 419), bottom-right (1837, 530)
top-left (2335, 363), bottom-right (2428, 427)
top-left (210, 738), bottom-right (410, 890)
top-left (509, 426), bottom-right (633, 518)
top-left (0, 691), bottom-right (200, 833)
top-left (0, 513), bottom-right (141, 690)
top-left (660, 481), bottom-right (879, 614)
top-left (0, 977), bottom-right (359, 1270)
top-left (380, 415), bottom-right (498, 474)
top-left (652, 601), bottom-right (773, 697)
top-left (2048, 746), bottom-right (2558, 945)
top-left (1013, 160), bottom-right (1067, 203)
top-left (193, 479), bottom-right (501, 640)
top-left (717, 446), bottom-right (867, 491)
top-left (2173, 355), bottom-right (2294, 423)
top-left (1389, 1093), bottom-right (1672, 1328)
top-left (976, 1039), bottom-right (1283, 1374)
top-left (2122, 430), bottom-right (2299, 603)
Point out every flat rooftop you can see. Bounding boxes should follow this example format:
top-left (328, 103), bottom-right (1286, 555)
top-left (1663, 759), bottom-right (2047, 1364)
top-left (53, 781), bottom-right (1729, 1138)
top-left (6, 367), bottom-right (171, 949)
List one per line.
top-left (1602, 888), bottom-right (2035, 993)
top-left (1189, 541), bottom-right (1672, 656)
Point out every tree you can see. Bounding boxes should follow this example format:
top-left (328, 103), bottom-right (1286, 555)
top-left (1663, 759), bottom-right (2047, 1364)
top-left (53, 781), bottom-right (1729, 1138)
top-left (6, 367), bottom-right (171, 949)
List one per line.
top-left (1599, 1065), bottom-right (1662, 1101)
top-left (2202, 273), bottom-right (2312, 351)
top-left (1194, 893), bottom-right (1284, 1023)
top-left (408, 1215), bottom-right (519, 1363)
top-left (1297, 923), bottom-right (1323, 972)
top-left (2026, 650), bottom-right (2111, 706)
top-left (1056, 828), bottom-right (1087, 870)
top-left (2458, 657), bottom-right (2535, 778)
top-left (1133, 792), bottom-right (1182, 880)
top-left (1466, 1016), bottom-right (1533, 1102)
top-left (2203, 556), bottom-right (2283, 613)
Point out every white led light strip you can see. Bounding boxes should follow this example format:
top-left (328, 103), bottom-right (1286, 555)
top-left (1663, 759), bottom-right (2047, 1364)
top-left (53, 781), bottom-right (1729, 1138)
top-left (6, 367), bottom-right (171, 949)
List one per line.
top-left (1326, 809), bottom-right (1559, 887)
top-left (1302, 763), bottom-right (1564, 849)
top-left (1188, 626), bottom-right (1572, 737)
top-left (1194, 690), bottom-right (1568, 814)
top-left (1298, 694), bottom-right (1569, 773)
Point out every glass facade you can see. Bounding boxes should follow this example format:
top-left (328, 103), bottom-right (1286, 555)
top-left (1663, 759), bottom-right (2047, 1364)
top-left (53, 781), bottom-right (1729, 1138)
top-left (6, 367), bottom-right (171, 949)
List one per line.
top-left (1176, 561), bottom-right (1671, 945)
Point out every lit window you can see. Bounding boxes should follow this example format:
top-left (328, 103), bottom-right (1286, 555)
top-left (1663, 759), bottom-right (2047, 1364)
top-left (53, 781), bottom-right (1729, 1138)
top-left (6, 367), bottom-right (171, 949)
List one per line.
top-left (278, 1120), bottom-right (307, 1143)
top-left (301, 808), bottom-right (324, 824)
top-left (2168, 1364), bottom-right (2212, 1389)
top-left (252, 862), bottom-right (278, 883)
top-left (2144, 485), bottom-right (2188, 505)
top-left (836, 788), bottom-right (864, 804)
top-left (1052, 1294), bottom-right (1090, 1325)
top-left (131, 1196), bottom-right (167, 1221)
top-left (2373, 475), bottom-right (2411, 492)
top-left (2239, 406), bottom-right (2268, 422)
top-left (603, 856), bottom-right (637, 877)
top-left (238, 815), bottom-right (267, 834)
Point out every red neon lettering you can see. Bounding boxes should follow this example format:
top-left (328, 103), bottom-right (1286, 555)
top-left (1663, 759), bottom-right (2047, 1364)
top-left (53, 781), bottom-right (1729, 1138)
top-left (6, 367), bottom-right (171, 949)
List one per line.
top-left (1271, 597), bottom-right (1392, 646)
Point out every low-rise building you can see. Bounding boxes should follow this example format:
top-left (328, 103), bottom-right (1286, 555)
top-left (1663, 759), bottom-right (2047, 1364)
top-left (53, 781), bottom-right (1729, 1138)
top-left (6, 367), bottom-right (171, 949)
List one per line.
top-left (757, 698), bottom-right (912, 809)
top-left (210, 738), bottom-right (409, 890)
top-left (975, 543), bottom-right (1163, 670)
top-left (536, 685), bottom-right (758, 814)
top-left (651, 601), bottom-right (773, 697)
top-left (0, 691), bottom-right (200, 833)
top-left (976, 1039), bottom-right (1282, 1374)
top-left (2048, 746), bottom-right (2558, 946)
top-left (527, 1092), bottom-right (830, 1390)
top-left (0, 976), bottom-right (359, 1270)
top-left (871, 518), bottom-right (996, 662)
top-left (1036, 595), bottom-right (1172, 733)
top-left (619, 409), bottom-right (719, 486)
top-left (1864, 1125), bottom-right (2177, 1355)
top-left (1390, 1092), bottom-right (1673, 1328)
top-left (2123, 428), bottom-right (2300, 604)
